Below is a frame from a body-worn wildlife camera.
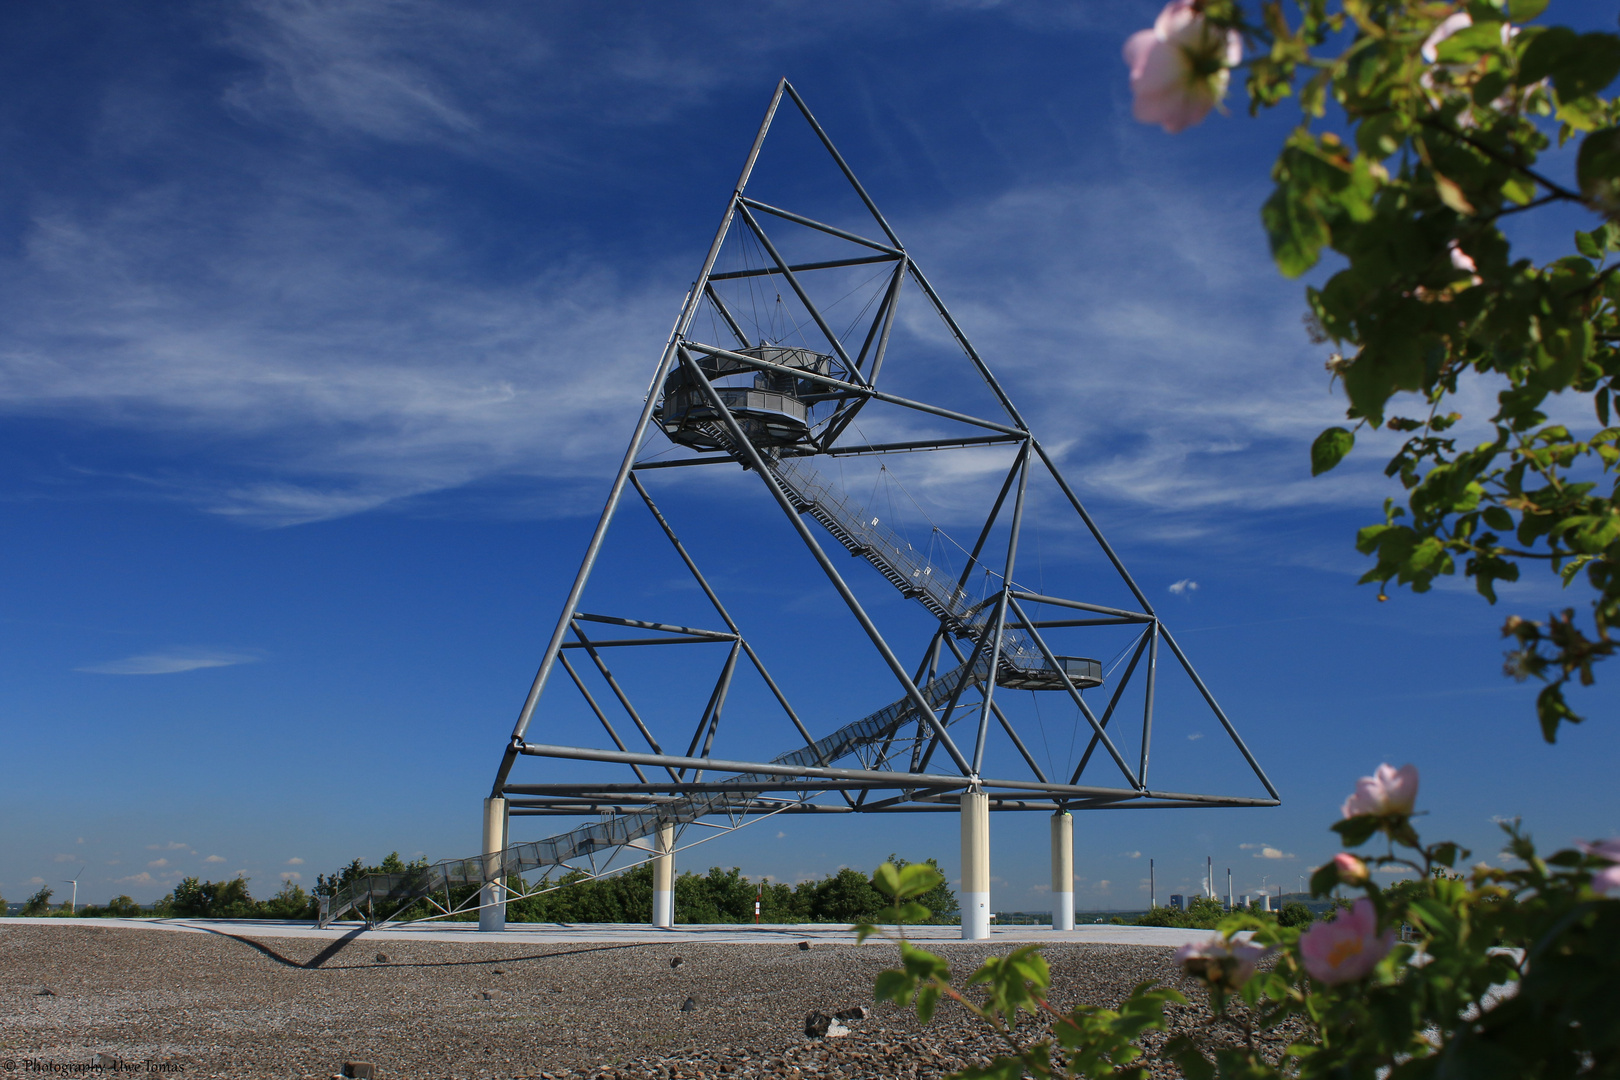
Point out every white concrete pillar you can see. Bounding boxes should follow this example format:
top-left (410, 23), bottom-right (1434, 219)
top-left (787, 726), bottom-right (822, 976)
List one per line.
top-left (479, 796), bottom-right (508, 932)
top-left (1050, 811), bottom-right (1074, 931)
top-left (652, 822), bottom-right (675, 928)
top-left (960, 790), bottom-right (990, 940)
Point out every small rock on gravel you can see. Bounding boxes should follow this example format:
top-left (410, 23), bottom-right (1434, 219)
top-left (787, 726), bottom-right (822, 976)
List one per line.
top-left (680, 996), bottom-right (695, 1012)
top-left (797, 940), bottom-right (811, 951)
top-left (804, 1011), bottom-right (831, 1038)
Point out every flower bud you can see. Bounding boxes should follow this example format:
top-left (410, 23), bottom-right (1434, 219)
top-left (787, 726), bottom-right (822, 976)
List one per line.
top-left (1332, 853), bottom-right (1369, 886)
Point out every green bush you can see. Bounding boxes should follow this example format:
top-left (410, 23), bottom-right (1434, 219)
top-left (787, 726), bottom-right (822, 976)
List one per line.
top-left (80, 895), bottom-right (143, 918)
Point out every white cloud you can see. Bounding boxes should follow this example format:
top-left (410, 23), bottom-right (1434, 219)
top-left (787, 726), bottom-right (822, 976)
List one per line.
top-left (286, 857), bottom-right (304, 865)
top-left (1093, 879), bottom-right (1111, 891)
top-left (116, 872), bottom-right (154, 886)
top-left (280, 871), bottom-right (302, 882)
top-left (148, 858), bottom-right (169, 868)
top-left (148, 841), bottom-right (188, 850)
top-left (1168, 579), bottom-right (1198, 596)
top-left (1121, 851), bottom-right (1142, 859)
top-left (1187, 732), bottom-right (1204, 741)
top-left (1254, 847), bottom-right (1293, 860)
top-left (203, 855), bottom-right (226, 863)
top-left (77, 650), bottom-right (260, 675)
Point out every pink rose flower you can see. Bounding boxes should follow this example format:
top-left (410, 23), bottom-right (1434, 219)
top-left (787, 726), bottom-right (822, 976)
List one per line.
top-left (1341, 763), bottom-right (1419, 819)
top-left (1300, 898), bottom-right (1395, 985)
top-left (1173, 935), bottom-right (1271, 989)
top-left (1579, 838), bottom-right (1620, 895)
top-left (1123, 0), bottom-right (1243, 134)
top-left (1332, 852), bottom-right (1369, 886)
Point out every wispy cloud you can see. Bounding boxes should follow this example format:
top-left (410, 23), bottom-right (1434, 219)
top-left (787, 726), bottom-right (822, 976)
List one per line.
top-left (77, 650), bottom-right (260, 675)
top-left (203, 855), bottom-right (226, 863)
top-left (147, 841), bottom-right (188, 851)
top-left (116, 872), bottom-right (154, 886)
top-left (1168, 579), bottom-right (1199, 596)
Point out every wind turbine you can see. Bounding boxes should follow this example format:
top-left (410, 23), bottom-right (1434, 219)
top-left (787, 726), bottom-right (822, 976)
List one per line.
top-left (63, 867), bottom-right (85, 915)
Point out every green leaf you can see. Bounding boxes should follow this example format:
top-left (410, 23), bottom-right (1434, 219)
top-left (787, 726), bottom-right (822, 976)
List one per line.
top-left (1333, 815), bottom-right (1381, 848)
top-left (895, 862), bottom-right (945, 899)
top-left (1578, 127), bottom-right (1620, 217)
top-left (1518, 26), bottom-right (1578, 87)
top-left (873, 969), bottom-right (913, 1005)
top-left (1434, 172), bottom-right (1477, 215)
top-left (1577, 229), bottom-right (1604, 258)
top-left (916, 983), bottom-right (941, 1024)
top-left (1312, 427), bottom-right (1356, 475)
top-left (1263, 185), bottom-right (1328, 278)
top-left (1309, 861), bottom-right (1343, 897)
top-left (872, 861), bottom-right (901, 897)
top-left (1501, 173), bottom-right (1537, 206)
top-left (1484, 506), bottom-right (1514, 531)
top-left (1507, 0), bottom-right (1548, 20)
top-left (1524, 30), bottom-right (1620, 100)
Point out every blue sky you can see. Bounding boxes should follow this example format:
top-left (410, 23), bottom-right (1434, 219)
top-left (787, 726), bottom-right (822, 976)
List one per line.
top-left (3, 0), bottom-right (1616, 914)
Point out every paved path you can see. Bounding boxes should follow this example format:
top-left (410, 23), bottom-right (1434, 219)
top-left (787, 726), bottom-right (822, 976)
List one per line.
top-left (0, 916), bottom-right (1218, 947)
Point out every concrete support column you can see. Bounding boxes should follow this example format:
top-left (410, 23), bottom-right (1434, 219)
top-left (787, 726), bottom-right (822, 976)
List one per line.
top-left (1050, 810), bottom-right (1074, 931)
top-left (652, 822), bottom-right (675, 928)
top-left (479, 796), bottom-right (508, 932)
top-left (960, 790), bottom-right (990, 940)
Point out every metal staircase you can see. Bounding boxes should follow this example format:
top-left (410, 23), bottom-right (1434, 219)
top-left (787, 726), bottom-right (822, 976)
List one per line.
top-left (318, 450), bottom-right (1088, 928)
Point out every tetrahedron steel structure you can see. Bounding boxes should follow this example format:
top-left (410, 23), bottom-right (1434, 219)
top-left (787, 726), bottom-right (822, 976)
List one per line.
top-left (493, 79), bottom-right (1277, 830)
top-left (318, 80), bottom-right (1279, 930)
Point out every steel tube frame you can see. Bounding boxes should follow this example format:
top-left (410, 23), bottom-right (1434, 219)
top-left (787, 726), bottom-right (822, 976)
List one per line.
top-left (674, 345), bottom-right (976, 776)
top-left (492, 79), bottom-right (789, 795)
top-left (682, 341), bottom-right (1025, 436)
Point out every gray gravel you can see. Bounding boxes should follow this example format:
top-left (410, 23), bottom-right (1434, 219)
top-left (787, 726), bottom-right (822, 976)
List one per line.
top-left (0, 924), bottom-right (1267, 1079)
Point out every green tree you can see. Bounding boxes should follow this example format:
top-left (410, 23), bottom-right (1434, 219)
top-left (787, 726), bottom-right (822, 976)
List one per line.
top-left (169, 876), bottom-right (258, 918)
top-left (260, 879), bottom-right (315, 919)
top-left (20, 885), bottom-right (53, 917)
top-left (1207, 0), bottom-right (1620, 740)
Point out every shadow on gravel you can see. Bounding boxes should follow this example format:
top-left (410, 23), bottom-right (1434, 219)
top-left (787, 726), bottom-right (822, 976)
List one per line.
top-left (190, 926), bottom-right (650, 972)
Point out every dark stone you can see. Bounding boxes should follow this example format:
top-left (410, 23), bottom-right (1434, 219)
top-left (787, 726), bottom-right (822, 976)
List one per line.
top-left (670, 956), bottom-right (683, 969)
top-left (374, 953), bottom-right (389, 963)
top-left (833, 1006), bottom-right (867, 1021)
top-left (36, 987), bottom-right (55, 996)
top-left (797, 941), bottom-right (811, 951)
top-left (493, 968), bottom-right (505, 974)
top-left (804, 1011), bottom-right (831, 1038)
top-left (680, 996), bottom-right (695, 1012)
top-left (341, 1064), bottom-right (378, 1079)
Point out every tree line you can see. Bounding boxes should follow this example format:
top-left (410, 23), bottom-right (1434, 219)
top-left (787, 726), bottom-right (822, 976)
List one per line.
top-left (9, 853), bottom-right (958, 924)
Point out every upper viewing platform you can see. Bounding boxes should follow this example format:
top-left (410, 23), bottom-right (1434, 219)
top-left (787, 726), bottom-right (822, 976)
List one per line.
top-left (655, 344), bottom-right (833, 451)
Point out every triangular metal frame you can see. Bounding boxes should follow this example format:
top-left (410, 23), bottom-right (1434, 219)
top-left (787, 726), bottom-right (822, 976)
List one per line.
top-left (487, 78), bottom-right (1277, 857)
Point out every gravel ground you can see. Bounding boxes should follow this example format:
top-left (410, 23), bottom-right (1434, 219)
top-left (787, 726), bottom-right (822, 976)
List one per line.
top-left (0, 924), bottom-right (1278, 1079)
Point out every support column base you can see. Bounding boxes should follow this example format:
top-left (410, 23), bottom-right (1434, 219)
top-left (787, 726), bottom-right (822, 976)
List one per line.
top-left (961, 892), bottom-right (990, 940)
top-left (478, 884), bottom-right (506, 932)
top-left (1052, 891), bottom-right (1074, 931)
top-left (653, 890), bottom-right (674, 929)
